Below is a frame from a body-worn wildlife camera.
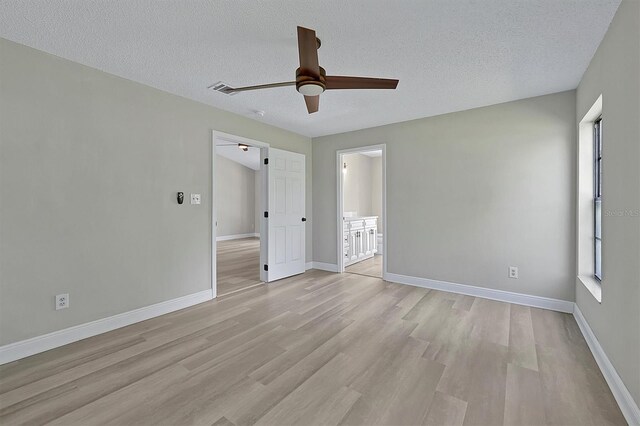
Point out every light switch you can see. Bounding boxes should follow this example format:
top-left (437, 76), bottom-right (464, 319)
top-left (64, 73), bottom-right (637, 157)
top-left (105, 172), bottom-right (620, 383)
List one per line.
top-left (190, 193), bottom-right (201, 205)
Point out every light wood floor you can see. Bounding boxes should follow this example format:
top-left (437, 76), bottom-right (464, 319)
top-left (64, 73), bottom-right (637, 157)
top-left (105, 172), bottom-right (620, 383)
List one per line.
top-left (0, 270), bottom-right (625, 425)
top-left (346, 254), bottom-right (383, 278)
top-left (217, 237), bottom-right (262, 296)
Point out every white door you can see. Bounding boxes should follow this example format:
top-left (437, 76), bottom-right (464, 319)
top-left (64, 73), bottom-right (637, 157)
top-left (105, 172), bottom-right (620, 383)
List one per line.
top-left (266, 148), bottom-right (306, 282)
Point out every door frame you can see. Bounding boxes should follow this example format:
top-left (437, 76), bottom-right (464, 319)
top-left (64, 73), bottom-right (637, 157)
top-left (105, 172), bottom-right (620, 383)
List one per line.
top-left (211, 130), bottom-right (270, 298)
top-left (336, 144), bottom-right (388, 278)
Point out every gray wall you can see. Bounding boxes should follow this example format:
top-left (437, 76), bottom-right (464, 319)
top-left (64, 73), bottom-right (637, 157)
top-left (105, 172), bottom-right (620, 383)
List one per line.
top-left (215, 154), bottom-right (256, 237)
top-left (314, 91), bottom-right (576, 301)
top-left (575, 0), bottom-right (640, 405)
top-left (0, 38), bottom-right (312, 345)
top-left (343, 153), bottom-right (374, 217)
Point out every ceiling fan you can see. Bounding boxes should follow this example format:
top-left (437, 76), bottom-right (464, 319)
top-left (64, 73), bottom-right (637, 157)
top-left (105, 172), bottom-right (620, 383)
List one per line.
top-left (211, 26), bottom-right (399, 114)
top-left (217, 142), bottom-right (253, 151)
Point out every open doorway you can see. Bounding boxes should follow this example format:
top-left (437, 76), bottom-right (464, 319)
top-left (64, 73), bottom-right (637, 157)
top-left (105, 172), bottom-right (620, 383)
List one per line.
top-left (337, 145), bottom-right (386, 278)
top-left (214, 133), bottom-right (267, 297)
top-left (212, 131), bottom-right (307, 297)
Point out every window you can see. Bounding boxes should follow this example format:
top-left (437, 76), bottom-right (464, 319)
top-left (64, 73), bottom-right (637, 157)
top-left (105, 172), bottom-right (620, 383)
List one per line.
top-left (577, 95), bottom-right (602, 301)
top-left (594, 117), bottom-right (602, 280)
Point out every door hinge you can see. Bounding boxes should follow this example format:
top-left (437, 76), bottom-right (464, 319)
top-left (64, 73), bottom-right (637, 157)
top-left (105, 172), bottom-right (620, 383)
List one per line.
top-left (264, 158), bottom-right (269, 165)
top-left (264, 211), bottom-right (268, 218)
top-left (264, 264), bottom-right (268, 271)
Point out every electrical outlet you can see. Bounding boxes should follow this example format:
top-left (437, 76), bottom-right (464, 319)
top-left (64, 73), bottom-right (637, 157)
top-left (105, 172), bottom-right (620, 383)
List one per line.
top-left (190, 193), bottom-right (201, 205)
top-left (55, 293), bottom-right (69, 310)
top-left (509, 266), bottom-right (519, 279)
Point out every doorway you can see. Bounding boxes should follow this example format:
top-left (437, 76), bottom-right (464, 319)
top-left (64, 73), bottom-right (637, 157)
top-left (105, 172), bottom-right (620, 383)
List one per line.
top-left (212, 131), bottom-right (307, 298)
top-left (337, 145), bottom-right (387, 279)
top-left (214, 133), bottom-right (267, 296)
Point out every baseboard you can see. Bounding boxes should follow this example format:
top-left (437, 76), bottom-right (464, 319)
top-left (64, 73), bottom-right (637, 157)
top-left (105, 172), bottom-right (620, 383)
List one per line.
top-left (0, 289), bottom-right (214, 365)
top-left (574, 305), bottom-right (640, 425)
top-left (305, 262), bottom-right (313, 271)
top-left (311, 262), bottom-right (339, 272)
top-left (384, 272), bottom-right (574, 313)
top-left (216, 233), bottom-right (259, 241)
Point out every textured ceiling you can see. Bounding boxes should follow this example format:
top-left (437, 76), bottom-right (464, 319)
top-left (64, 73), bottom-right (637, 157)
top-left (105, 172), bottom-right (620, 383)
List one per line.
top-left (0, 0), bottom-right (620, 137)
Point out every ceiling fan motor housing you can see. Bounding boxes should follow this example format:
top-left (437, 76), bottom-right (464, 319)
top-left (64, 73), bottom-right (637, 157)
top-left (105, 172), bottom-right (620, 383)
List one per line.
top-left (296, 66), bottom-right (326, 96)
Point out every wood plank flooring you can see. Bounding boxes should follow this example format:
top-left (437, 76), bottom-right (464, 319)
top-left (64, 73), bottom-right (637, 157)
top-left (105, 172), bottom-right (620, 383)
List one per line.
top-left (345, 254), bottom-right (383, 278)
top-left (217, 237), bottom-right (262, 296)
top-left (0, 270), bottom-right (625, 425)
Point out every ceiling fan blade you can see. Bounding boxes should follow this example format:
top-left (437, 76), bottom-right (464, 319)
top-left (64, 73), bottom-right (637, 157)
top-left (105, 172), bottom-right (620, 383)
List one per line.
top-left (304, 95), bottom-right (319, 114)
top-left (297, 26), bottom-right (320, 78)
top-left (220, 81), bottom-right (296, 94)
top-left (325, 76), bottom-right (399, 90)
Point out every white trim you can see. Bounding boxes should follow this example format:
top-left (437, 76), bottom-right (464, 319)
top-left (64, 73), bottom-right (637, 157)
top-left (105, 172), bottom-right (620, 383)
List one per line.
top-left (385, 272), bottom-right (574, 313)
top-left (211, 131), bottom-right (217, 299)
top-left (336, 144), bottom-right (387, 277)
top-left (216, 233), bottom-right (259, 241)
top-left (577, 274), bottom-right (602, 303)
top-left (305, 262), bottom-right (313, 270)
top-left (311, 262), bottom-right (339, 272)
top-left (0, 289), bottom-right (213, 365)
top-left (576, 95), bottom-right (603, 304)
top-left (574, 305), bottom-right (640, 426)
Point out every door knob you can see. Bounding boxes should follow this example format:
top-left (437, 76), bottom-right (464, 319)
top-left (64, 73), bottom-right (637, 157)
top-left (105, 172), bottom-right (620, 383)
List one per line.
top-left (301, 217), bottom-right (307, 222)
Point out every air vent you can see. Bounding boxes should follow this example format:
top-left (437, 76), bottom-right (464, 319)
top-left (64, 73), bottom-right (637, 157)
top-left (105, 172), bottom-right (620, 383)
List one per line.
top-left (208, 81), bottom-right (238, 96)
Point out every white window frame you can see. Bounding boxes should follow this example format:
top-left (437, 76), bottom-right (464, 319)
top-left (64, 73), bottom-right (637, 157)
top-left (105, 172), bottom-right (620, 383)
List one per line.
top-left (577, 95), bottom-right (603, 302)
top-left (593, 117), bottom-right (602, 281)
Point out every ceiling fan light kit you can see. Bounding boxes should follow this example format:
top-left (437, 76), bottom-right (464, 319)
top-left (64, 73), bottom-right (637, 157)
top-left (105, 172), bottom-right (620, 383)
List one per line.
top-left (210, 26), bottom-right (399, 114)
top-left (297, 82), bottom-right (324, 96)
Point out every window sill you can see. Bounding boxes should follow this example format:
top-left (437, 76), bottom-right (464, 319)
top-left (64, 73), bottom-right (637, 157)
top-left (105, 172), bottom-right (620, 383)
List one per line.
top-left (578, 275), bottom-right (602, 303)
